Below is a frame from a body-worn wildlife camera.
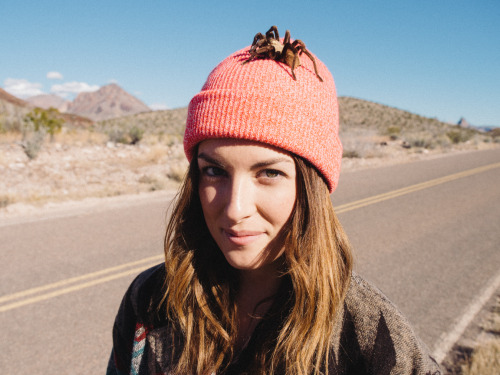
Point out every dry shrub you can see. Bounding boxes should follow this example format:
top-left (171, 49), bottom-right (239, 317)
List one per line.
top-left (0, 151), bottom-right (6, 167)
top-left (167, 162), bottom-right (188, 182)
top-left (461, 340), bottom-right (500, 375)
top-left (145, 144), bottom-right (167, 164)
top-left (95, 107), bottom-right (187, 142)
top-left (447, 129), bottom-right (474, 144)
top-left (461, 296), bottom-right (500, 375)
top-left (138, 173), bottom-right (168, 191)
top-left (343, 149), bottom-right (360, 158)
top-left (482, 297), bottom-right (500, 334)
top-left (403, 132), bottom-right (438, 149)
top-left (490, 128), bottom-right (500, 142)
top-left (0, 131), bottom-right (21, 143)
top-left (340, 127), bottom-right (385, 158)
top-left (385, 126), bottom-right (401, 139)
top-left (0, 193), bottom-right (15, 208)
top-left (53, 128), bottom-right (107, 145)
top-left (21, 129), bottom-right (46, 159)
top-left (338, 97), bottom-right (492, 152)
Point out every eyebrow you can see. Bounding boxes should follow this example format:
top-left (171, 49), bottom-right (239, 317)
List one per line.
top-left (251, 158), bottom-right (294, 169)
top-left (197, 153), bottom-right (225, 167)
top-left (197, 153), bottom-right (294, 170)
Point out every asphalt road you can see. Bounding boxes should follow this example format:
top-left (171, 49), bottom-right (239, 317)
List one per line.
top-left (1, 148), bottom-right (499, 374)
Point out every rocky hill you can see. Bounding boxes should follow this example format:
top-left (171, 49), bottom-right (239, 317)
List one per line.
top-left (1, 83), bottom-right (148, 129)
top-left (26, 94), bottom-right (70, 112)
top-left (96, 107), bottom-right (188, 141)
top-left (0, 88), bottom-right (93, 131)
top-left (1, 93), bottom-right (497, 209)
top-left (97, 97), bottom-right (487, 149)
top-left (338, 96), bottom-right (450, 132)
top-left (0, 88), bottom-right (31, 132)
top-left (336, 96), bottom-right (492, 153)
top-left (67, 83), bottom-right (150, 121)
top-left (1, 85), bottom-right (494, 150)
top-left (0, 87), bottom-right (29, 107)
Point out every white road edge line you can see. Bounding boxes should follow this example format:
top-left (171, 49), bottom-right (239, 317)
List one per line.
top-left (432, 268), bottom-right (500, 363)
top-left (0, 191), bottom-right (176, 228)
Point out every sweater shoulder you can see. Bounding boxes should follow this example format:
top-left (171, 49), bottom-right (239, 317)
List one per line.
top-left (346, 273), bottom-right (407, 322)
top-left (342, 273), bottom-right (441, 374)
top-left (125, 263), bottom-right (166, 322)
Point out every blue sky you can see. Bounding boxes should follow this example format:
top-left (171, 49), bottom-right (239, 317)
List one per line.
top-left (1, 0), bottom-right (499, 126)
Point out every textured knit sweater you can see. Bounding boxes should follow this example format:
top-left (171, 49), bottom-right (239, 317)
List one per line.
top-left (106, 264), bottom-right (441, 374)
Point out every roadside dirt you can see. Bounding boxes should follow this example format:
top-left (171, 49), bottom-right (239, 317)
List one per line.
top-left (1, 135), bottom-right (497, 219)
top-left (1, 135), bottom-right (499, 371)
top-left (441, 290), bottom-right (500, 374)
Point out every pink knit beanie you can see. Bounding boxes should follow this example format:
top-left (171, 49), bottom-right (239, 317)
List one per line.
top-left (184, 41), bottom-right (342, 192)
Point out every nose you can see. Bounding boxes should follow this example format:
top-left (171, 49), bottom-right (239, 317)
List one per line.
top-left (224, 175), bottom-right (255, 223)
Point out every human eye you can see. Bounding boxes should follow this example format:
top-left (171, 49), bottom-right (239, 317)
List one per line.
top-left (260, 169), bottom-right (284, 179)
top-left (201, 166), bottom-right (226, 177)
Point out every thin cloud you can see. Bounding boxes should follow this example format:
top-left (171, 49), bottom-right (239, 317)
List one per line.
top-left (3, 78), bottom-right (44, 98)
top-left (50, 81), bottom-right (100, 98)
top-left (150, 103), bottom-right (169, 111)
top-left (47, 71), bottom-right (63, 80)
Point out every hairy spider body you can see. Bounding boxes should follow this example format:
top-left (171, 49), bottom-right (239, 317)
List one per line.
top-left (244, 26), bottom-right (323, 82)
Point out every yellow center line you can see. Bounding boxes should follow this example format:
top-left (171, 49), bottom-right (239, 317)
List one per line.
top-left (0, 262), bottom-right (162, 313)
top-left (335, 162), bottom-right (500, 214)
top-left (1, 161), bottom-right (499, 313)
top-left (0, 254), bottom-right (164, 304)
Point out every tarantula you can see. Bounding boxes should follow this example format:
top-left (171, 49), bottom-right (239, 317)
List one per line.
top-left (243, 26), bottom-right (323, 82)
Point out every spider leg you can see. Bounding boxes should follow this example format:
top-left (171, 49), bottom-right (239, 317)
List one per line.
top-left (250, 37), bottom-right (267, 52)
top-left (282, 43), bottom-right (300, 80)
top-left (292, 40), bottom-right (323, 82)
top-left (300, 48), bottom-right (324, 82)
top-left (242, 55), bottom-right (257, 65)
top-left (291, 39), bottom-right (302, 53)
top-left (244, 44), bottom-right (277, 64)
top-left (291, 48), bottom-right (300, 80)
top-left (251, 33), bottom-right (265, 47)
top-left (255, 44), bottom-right (277, 58)
top-left (249, 36), bottom-right (268, 57)
top-left (283, 30), bottom-right (291, 45)
top-left (266, 25), bottom-right (279, 40)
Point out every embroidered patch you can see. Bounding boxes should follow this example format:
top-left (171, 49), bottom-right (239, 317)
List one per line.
top-left (130, 323), bottom-right (147, 375)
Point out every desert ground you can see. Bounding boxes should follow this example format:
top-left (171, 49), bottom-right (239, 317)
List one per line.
top-left (1, 128), bottom-right (498, 219)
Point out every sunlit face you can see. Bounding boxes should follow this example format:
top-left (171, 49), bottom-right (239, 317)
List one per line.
top-left (198, 139), bottom-right (297, 271)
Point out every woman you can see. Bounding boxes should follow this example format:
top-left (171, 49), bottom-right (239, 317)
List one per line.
top-left (107, 27), bottom-right (441, 374)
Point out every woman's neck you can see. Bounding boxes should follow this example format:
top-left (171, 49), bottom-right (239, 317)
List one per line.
top-left (238, 259), bottom-right (283, 307)
top-left (234, 262), bottom-right (283, 351)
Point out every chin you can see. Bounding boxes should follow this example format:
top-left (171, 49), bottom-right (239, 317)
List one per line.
top-left (223, 254), bottom-right (263, 270)
top-left (222, 250), bottom-right (281, 272)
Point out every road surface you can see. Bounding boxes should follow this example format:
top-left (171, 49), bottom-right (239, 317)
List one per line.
top-left (1, 148), bottom-right (499, 373)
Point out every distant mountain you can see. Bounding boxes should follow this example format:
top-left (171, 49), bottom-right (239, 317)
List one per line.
top-left (67, 83), bottom-right (150, 121)
top-left (457, 117), bottom-right (471, 128)
top-left (0, 87), bottom-right (93, 130)
top-left (457, 117), bottom-right (499, 132)
top-left (0, 87), bottom-right (29, 107)
top-left (26, 94), bottom-right (70, 112)
top-left (0, 87), bottom-right (31, 131)
top-left (471, 125), bottom-right (498, 132)
top-left (338, 96), bottom-right (452, 131)
top-left (21, 83), bottom-right (149, 122)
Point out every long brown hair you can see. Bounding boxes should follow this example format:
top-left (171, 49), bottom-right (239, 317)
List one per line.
top-left (161, 152), bottom-right (353, 374)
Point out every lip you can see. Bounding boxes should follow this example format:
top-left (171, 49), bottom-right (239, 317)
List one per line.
top-left (223, 229), bottom-right (264, 246)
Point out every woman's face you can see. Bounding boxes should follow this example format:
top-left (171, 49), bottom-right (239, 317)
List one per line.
top-left (198, 139), bottom-right (297, 271)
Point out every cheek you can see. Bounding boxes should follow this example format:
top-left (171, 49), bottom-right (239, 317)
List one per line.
top-left (199, 184), bottom-right (218, 220)
top-left (261, 185), bottom-right (296, 226)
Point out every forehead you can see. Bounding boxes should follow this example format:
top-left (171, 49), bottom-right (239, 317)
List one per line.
top-left (197, 139), bottom-right (294, 162)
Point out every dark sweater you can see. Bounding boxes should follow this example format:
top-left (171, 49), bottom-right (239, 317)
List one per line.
top-left (107, 264), bottom-right (441, 374)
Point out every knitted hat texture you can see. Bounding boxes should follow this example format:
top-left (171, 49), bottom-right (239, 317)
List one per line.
top-left (184, 45), bottom-right (342, 192)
